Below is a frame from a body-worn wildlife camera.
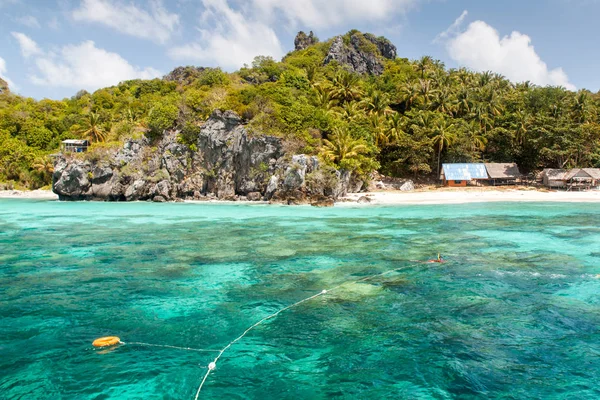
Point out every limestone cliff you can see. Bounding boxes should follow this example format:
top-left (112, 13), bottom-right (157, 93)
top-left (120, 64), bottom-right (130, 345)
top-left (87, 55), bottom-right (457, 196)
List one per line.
top-left (323, 32), bottom-right (397, 75)
top-left (52, 110), bottom-right (362, 203)
top-left (294, 31), bottom-right (319, 51)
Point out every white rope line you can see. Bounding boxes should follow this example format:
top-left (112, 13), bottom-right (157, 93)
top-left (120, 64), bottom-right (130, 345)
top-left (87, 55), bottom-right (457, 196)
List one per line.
top-left (122, 342), bottom-right (220, 353)
top-left (194, 263), bottom-right (418, 399)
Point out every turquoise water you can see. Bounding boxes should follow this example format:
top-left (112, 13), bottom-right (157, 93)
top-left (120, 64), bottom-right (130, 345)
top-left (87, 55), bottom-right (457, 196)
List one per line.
top-left (1, 200), bottom-right (600, 399)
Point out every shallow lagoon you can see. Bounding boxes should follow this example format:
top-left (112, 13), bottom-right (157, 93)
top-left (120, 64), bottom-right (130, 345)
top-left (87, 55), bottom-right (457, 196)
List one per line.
top-left (1, 200), bottom-right (600, 399)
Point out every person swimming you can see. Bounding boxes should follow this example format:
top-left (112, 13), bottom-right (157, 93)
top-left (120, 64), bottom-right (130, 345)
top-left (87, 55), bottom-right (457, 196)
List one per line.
top-left (428, 253), bottom-right (445, 263)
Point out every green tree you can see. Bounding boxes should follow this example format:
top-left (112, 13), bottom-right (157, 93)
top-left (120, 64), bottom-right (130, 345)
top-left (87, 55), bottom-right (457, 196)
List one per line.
top-left (321, 126), bottom-right (369, 165)
top-left (430, 117), bottom-right (458, 175)
top-left (80, 112), bottom-right (107, 143)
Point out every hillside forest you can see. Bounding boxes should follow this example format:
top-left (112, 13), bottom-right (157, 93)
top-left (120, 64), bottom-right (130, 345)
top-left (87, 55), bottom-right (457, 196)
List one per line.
top-left (1, 30), bottom-right (599, 189)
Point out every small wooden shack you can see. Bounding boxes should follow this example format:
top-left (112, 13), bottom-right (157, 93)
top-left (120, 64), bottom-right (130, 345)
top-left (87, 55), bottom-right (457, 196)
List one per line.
top-left (582, 168), bottom-right (600, 187)
top-left (61, 139), bottom-right (89, 153)
top-left (440, 163), bottom-right (489, 187)
top-left (565, 168), bottom-right (597, 190)
top-left (485, 163), bottom-right (522, 185)
top-left (541, 169), bottom-right (567, 188)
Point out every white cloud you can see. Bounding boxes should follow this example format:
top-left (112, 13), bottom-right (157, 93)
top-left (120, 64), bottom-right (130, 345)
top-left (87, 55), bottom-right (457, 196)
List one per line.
top-left (11, 31), bottom-right (42, 58)
top-left (432, 10), bottom-right (467, 44)
top-left (16, 15), bottom-right (41, 28)
top-left (251, 0), bottom-right (419, 29)
top-left (169, 0), bottom-right (284, 70)
top-left (72, 0), bottom-right (179, 44)
top-left (0, 57), bottom-right (17, 91)
top-left (12, 35), bottom-right (160, 91)
top-left (444, 20), bottom-right (575, 90)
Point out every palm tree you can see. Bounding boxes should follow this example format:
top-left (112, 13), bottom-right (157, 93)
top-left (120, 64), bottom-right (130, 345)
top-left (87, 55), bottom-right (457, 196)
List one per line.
top-left (416, 56), bottom-right (433, 79)
top-left (399, 82), bottom-right (419, 110)
top-left (455, 88), bottom-right (471, 117)
top-left (362, 91), bottom-right (392, 117)
top-left (304, 65), bottom-right (320, 87)
top-left (430, 118), bottom-right (457, 175)
top-left (417, 79), bottom-right (437, 105)
top-left (514, 109), bottom-right (530, 145)
top-left (332, 101), bottom-right (363, 121)
top-left (32, 156), bottom-right (54, 183)
top-left (455, 67), bottom-right (473, 87)
top-left (572, 91), bottom-right (590, 123)
top-left (477, 71), bottom-right (494, 87)
top-left (434, 88), bottom-right (457, 116)
top-left (313, 85), bottom-right (338, 111)
top-left (465, 120), bottom-right (487, 152)
top-left (368, 114), bottom-right (389, 147)
top-left (386, 112), bottom-right (405, 144)
top-left (330, 70), bottom-right (363, 103)
top-left (321, 127), bottom-right (369, 165)
top-left (80, 112), bottom-right (107, 143)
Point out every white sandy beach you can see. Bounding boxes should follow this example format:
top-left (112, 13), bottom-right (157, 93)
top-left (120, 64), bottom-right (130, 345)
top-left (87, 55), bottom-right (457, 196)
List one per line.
top-left (342, 189), bottom-right (600, 205)
top-left (0, 190), bottom-right (58, 200)
top-left (1, 188), bottom-right (600, 205)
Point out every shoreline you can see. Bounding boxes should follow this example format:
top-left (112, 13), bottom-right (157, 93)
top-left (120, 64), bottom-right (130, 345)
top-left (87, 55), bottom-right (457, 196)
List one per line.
top-left (0, 190), bottom-right (58, 200)
top-left (341, 189), bottom-right (600, 205)
top-left (2, 188), bottom-right (600, 205)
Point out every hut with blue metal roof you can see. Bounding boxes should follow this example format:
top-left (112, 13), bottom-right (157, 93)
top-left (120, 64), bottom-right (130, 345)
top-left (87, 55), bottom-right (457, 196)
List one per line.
top-left (440, 163), bottom-right (489, 187)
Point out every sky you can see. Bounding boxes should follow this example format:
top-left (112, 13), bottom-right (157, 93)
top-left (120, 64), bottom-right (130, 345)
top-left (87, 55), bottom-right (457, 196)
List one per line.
top-left (0, 0), bottom-right (599, 99)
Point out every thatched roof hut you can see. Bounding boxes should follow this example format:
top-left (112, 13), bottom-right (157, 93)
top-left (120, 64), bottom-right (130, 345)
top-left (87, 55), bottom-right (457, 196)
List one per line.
top-left (566, 168), bottom-right (600, 189)
top-left (541, 169), bottom-right (568, 187)
top-left (582, 168), bottom-right (600, 182)
top-left (485, 163), bottom-right (521, 184)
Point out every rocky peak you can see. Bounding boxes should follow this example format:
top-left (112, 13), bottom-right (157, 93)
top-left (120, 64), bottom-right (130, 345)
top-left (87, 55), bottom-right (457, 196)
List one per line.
top-left (363, 33), bottom-right (397, 60)
top-left (0, 78), bottom-right (9, 94)
top-left (323, 31), bottom-right (397, 76)
top-left (294, 31), bottom-right (319, 51)
top-left (163, 66), bottom-right (207, 85)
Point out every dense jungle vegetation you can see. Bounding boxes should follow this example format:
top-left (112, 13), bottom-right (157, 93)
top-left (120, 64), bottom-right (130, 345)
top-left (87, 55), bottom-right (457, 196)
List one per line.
top-left (1, 31), bottom-right (600, 189)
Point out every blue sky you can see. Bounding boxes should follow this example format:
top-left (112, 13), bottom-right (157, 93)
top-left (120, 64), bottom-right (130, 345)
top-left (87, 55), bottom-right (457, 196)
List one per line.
top-left (0, 0), bottom-right (598, 99)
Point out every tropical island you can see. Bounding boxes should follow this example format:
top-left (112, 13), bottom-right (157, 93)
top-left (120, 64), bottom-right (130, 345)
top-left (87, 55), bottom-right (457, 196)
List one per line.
top-left (1, 30), bottom-right (599, 203)
top-left (3, 24), bottom-right (600, 400)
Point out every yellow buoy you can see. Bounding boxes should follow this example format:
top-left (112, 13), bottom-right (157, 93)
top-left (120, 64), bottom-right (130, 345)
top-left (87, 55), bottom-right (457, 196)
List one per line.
top-left (93, 336), bottom-right (121, 348)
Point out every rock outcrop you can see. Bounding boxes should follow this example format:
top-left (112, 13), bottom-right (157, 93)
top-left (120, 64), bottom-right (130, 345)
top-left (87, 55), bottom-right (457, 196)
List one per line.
top-left (163, 66), bottom-right (207, 86)
top-left (294, 31), bottom-right (319, 51)
top-left (0, 78), bottom-right (8, 94)
top-left (363, 33), bottom-right (397, 60)
top-left (53, 110), bottom-right (362, 203)
top-left (324, 32), bottom-right (397, 75)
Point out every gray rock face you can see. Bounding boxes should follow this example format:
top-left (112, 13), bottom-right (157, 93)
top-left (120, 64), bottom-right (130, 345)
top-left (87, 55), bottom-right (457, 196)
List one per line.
top-left (294, 31), bottom-right (318, 51)
top-left (323, 32), bottom-right (396, 76)
top-left (265, 175), bottom-right (279, 200)
top-left (363, 33), bottom-right (397, 60)
top-left (52, 110), bottom-right (361, 203)
top-left (195, 110), bottom-right (283, 199)
top-left (283, 155), bottom-right (319, 190)
top-left (52, 159), bottom-right (91, 200)
top-left (163, 66), bottom-right (207, 86)
top-left (0, 78), bottom-right (8, 94)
